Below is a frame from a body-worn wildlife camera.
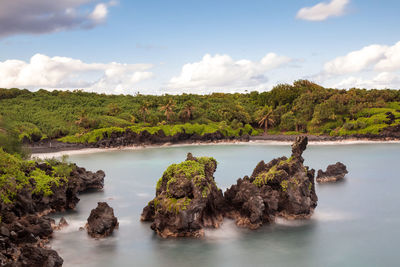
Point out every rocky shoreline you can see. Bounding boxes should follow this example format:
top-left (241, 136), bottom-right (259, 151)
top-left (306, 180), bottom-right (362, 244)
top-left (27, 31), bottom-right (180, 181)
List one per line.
top-left (27, 130), bottom-right (252, 154)
top-left (0, 164), bottom-right (105, 266)
top-left (28, 129), bottom-right (400, 155)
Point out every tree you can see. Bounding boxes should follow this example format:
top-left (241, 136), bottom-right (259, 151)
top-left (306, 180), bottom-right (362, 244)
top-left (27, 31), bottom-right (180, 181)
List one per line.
top-left (179, 100), bottom-right (196, 122)
top-left (139, 102), bottom-right (150, 123)
top-left (256, 106), bottom-right (276, 133)
top-left (107, 103), bottom-right (122, 116)
top-left (159, 99), bottom-right (176, 122)
top-left (75, 109), bottom-right (92, 129)
top-left (0, 115), bottom-right (25, 156)
top-left (280, 111), bottom-right (296, 131)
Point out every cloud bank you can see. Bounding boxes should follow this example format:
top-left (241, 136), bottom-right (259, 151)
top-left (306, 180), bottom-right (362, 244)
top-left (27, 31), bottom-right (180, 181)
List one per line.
top-left (168, 53), bottom-right (291, 92)
top-left (321, 41), bottom-right (400, 89)
top-left (0, 0), bottom-right (115, 38)
top-left (296, 0), bottom-right (349, 21)
top-left (0, 54), bottom-right (153, 94)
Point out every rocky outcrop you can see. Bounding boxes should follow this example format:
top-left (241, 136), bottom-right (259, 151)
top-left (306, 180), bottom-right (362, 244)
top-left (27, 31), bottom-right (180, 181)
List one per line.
top-left (224, 136), bottom-right (317, 229)
top-left (6, 163), bottom-right (105, 217)
top-left (0, 164), bottom-right (105, 266)
top-left (141, 153), bottom-right (225, 238)
top-left (16, 245), bottom-right (64, 267)
top-left (142, 137), bottom-right (318, 236)
top-left (317, 162), bottom-right (348, 183)
top-left (86, 202), bottom-right (118, 238)
top-left (0, 215), bottom-right (63, 267)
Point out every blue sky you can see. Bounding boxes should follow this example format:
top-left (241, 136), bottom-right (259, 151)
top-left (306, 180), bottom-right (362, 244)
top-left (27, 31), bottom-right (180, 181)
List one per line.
top-left (1, 0), bottom-right (400, 94)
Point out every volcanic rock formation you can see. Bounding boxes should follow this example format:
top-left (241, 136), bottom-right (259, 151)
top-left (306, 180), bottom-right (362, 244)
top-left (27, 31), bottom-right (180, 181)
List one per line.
top-left (224, 136), bottom-right (318, 229)
top-left (86, 202), bottom-right (119, 238)
top-left (142, 136), bottom-right (319, 237)
top-left (0, 164), bottom-right (105, 266)
top-left (317, 162), bottom-right (348, 183)
top-left (141, 153), bottom-right (225, 238)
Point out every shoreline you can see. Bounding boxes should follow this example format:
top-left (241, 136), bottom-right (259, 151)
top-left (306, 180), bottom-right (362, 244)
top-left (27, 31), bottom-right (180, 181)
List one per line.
top-left (31, 137), bottom-right (400, 159)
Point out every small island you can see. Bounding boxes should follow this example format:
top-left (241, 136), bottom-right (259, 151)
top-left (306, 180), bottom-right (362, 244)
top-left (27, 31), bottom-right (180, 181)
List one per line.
top-left (141, 136), bottom-right (318, 237)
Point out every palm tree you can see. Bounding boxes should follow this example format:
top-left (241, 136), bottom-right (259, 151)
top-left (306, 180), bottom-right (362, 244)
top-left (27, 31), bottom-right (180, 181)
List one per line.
top-left (139, 102), bottom-right (150, 123)
top-left (159, 99), bottom-right (176, 122)
top-left (257, 106), bottom-right (276, 133)
top-left (180, 100), bottom-right (196, 122)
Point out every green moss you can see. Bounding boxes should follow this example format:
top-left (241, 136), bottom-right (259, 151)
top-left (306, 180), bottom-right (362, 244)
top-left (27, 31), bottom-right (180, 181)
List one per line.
top-left (156, 178), bottom-right (162, 191)
top-left (166, 177), bottom-right (177, 193)
top-left (153, 199), bottom-right (159, 209)
top-left (253, 157), bottom-right (292, 187)
top-left (30, 169), bottom-right (66, 196)
top-left (0, 148), bottom-right (71, 203)
top-left (155, 156), bottom-right (218, 200)
top-left (201, 186), bottom-right (211, 198)
top-left (162, 160), bottom-right (206, 183)
top-left (280, 180), bottom-right (289, 192)
top-left (156, 197), bottom-right (192, 214)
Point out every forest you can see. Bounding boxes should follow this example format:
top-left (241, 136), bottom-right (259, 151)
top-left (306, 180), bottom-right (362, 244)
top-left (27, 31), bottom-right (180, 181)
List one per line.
top-left (1, 80), bottom-right (400, 152)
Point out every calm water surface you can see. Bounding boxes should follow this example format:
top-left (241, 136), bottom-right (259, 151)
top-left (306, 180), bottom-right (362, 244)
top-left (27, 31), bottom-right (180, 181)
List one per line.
top-left (49, 143), bottom-right (400, 267)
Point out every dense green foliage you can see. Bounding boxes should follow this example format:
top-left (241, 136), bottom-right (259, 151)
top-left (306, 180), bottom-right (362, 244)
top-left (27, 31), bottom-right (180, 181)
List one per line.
top-left (58, 123), bottom-right (259, 144)
top-left (1, 80), bottom-right (400, 143)
top-left (0, 149), bottom-right (73, 204)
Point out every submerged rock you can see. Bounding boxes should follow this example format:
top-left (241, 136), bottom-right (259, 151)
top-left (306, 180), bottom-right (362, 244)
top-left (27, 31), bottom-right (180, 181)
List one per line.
top-left (86, 202), bottom-right (119, 238)
top-left (317, 162), bottom-right (348, 183)
top-left (53, 217), bottom-right (68, 231)
top-left (224, 136), bottom-right (318, 229)
top-left (141, 153), bottom-right (225, 238)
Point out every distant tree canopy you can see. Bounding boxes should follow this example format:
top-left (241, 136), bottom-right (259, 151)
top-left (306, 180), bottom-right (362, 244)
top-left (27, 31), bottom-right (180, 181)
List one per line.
top-left (0, 80), bottom-right (400, 143)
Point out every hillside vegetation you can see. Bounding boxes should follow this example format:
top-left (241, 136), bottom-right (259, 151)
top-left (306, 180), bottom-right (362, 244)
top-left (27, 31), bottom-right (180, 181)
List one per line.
top-left (1, 80), bottom-right (400, 145)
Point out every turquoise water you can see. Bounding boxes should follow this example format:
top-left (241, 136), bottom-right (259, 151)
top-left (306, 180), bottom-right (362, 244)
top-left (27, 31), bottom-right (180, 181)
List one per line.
top-left (49, 143), bottom-right (400, 267)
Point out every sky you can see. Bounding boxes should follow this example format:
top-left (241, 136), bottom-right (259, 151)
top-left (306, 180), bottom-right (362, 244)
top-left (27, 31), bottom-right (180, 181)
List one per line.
top-left (0, 0), bottom-right (400, 95)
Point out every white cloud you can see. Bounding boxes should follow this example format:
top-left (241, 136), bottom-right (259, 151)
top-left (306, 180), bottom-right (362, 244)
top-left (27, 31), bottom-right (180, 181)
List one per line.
top-left (296, 0), bottom-right (349, 21)
top-left (0, 54), bottom-right (154, 94)
top-left (316, 40), bottom-right (400, 89)
top-left (334, 72), bottom-right (400, 89)
top-left (323, 44), bottom-right (388, 75)
top-left (323, 41), bottom-right (400, 75)
top-left (90, 3), bottom-right (108, 23)
top-left (168, 53), bottom-right (291, 92)
top-left (0, 0), bottom-right (114, 38)
top-left (375, 41), bottom-right (400, 71)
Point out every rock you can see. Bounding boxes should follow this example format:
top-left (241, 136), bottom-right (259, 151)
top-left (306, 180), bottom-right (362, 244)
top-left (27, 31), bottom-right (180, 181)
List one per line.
top-left (17, 245), bottom-right (63, 267)
top-left (317, 162), bottom-right (348, 183)
top-left (0, 226), bottom-right (10, 237)
top-left (142, 137), bottom-right (319, 236)
top-left (58, 217), bottom-right (68, 228)
top-left (86, 202), bottom-right (118, 238)
top-left (0, 162), bottom-right (105, 266)
top-left (53, 217), bottom-right (68, 230)
top-left (141, 153), bottom-right (225, 238)
top-left (291, 135), bottom-right (308, 162)
top-left (225, 136), bottom-right (318, 229)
